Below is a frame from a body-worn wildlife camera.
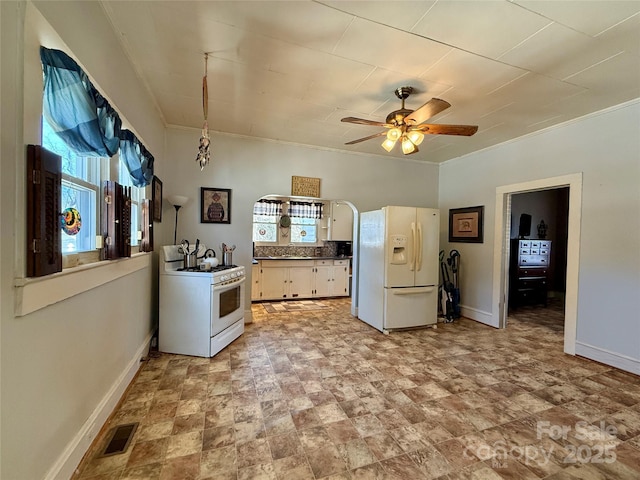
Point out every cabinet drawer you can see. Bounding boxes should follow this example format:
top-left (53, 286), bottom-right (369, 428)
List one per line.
top-left (517, 267), bottom-right (547, 277)
top-left (316, 259), bottom-right (333, 266)
top-left (519, 278), bottom-right (547, 289)
top-left (519, 248), bottom-right (530, 255)
top-left (334, 259), bottom-right (349, 266)
top-left (539, 248), bottom-right (550, 255)
top-left (540, 240), bottom-right (551, 248)
top-left (519, 254), bottom-right (548, 266)
top-left (520, 240), bottom-right (531, 248)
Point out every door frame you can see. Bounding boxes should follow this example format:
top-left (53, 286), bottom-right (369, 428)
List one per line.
top-left (491, 173), bottom-right (582, 355)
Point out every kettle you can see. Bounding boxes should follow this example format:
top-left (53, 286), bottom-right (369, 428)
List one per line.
top-left (200, 249), bottom-right (219, 270)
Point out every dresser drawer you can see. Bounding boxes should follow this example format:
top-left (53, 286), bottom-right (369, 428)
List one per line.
top-left (519, 254), bottom-right (549, 266)
top-left (519, 277), bottom-right (547, 289)
top-left (517, 267), bottom-right (548, 277)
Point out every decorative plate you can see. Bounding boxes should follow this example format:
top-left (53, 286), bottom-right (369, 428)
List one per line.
top-left (279, 214), bottom-right (291, 228)
top-left (60, 207), bottom-right (82, 235)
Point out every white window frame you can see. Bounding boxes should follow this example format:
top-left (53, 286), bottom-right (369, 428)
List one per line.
top-left (42, 118), bottom-right (107, 256)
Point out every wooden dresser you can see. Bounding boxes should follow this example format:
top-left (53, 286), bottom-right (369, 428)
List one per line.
top-left (510, 239), bottom-right (551, 308)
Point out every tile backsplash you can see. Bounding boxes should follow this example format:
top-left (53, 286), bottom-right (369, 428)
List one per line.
top-left (254, 242), bottom-right (337, 258)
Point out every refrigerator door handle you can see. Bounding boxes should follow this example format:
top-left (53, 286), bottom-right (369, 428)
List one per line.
top-left (410, 222), bottom-right (416, 271)
top-left (391, 286), bottom-right (436, 295)
top-left (416, 222), bottom-right (423, 271)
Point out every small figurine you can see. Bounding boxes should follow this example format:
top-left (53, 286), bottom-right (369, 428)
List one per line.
top-left (537, 219), bottom-right (547, 239)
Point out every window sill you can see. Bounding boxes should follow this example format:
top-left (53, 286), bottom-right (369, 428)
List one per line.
top-left (14, 253), bottom-right (151, 317)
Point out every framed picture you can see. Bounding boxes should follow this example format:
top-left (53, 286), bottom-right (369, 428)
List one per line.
top-left (152, 176), bottom-right (162, 222)
top-left (291, 175), bottom-right (321, 197)
top-left (201, 187), bottom-right (231, 224)
top-left (449, 206), bottom-right (484, 243)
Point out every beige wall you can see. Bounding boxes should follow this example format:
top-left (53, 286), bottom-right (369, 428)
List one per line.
top-left (161, 127), bottom-right (441, 315)
top-left (1, 2), bottom-right (163, 479)
top-left (439, 101), bottom-right (640, 371)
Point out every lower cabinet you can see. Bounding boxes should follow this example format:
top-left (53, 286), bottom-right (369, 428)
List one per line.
top-left (313, 259), bottom-right (349, 297)
top-left (254, 259), bottom-right (349, 301)
top-left (259, 260), bottom-right (314, 300)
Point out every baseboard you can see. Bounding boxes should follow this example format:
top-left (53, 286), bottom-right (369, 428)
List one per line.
top-left (44, 331), bottom-right (153, 480)
top-left (575, 342), bottom-right (640, 376)
top-left (460, 304), bottom-right (498, 328)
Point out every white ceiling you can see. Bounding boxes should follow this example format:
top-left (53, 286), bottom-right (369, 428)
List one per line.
top-left (100, 0), bottom-right (640, 163)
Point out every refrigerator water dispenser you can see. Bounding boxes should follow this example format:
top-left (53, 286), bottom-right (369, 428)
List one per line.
top-left (390, 235), bottom-right (407, 264)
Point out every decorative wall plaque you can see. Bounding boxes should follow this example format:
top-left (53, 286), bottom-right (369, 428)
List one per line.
top-left (291, 176), bottom-right (321, 197)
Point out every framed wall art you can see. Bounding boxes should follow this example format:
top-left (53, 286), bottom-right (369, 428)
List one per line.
top-left (449, 206), bottom-right (484, 243)
top-left (152, 176), bottom-right (162, 222)
top-left (291, 175), bottom-right (320, 197)
top-left (201, 187), bottom-right (231, 224)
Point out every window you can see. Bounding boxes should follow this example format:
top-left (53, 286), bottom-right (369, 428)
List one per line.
top-left (42, 118), bottom-right (107, 254)
top-left (291, 217), bottom-right (317, 243)
top-left (252, 214), bottom-right (277, 243)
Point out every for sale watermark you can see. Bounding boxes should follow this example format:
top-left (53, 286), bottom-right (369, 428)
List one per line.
top-left (463, 421), bottom-right (618, 468)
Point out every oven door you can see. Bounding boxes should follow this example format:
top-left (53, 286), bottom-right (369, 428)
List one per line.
top-left (211, 278), bottom-right (245, 336)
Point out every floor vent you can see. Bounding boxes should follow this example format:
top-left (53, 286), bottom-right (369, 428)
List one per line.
top-left (99, 422), bottom-right (138, 457)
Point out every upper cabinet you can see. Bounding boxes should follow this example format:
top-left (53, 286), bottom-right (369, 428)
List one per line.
top-left (329, 201), bottom-right (353, 241)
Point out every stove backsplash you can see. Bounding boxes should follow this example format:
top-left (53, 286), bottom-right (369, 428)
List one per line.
top-left (254, 242), bottom-right (338, 258)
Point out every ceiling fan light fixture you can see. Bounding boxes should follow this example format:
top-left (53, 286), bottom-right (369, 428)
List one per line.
top-left (407, 130), bottom-right (424, 146)
top-left (401, 136), bottom-right (418, 155)
top-left (386, 127), bottom-right (402, 141)
top-left (381, 137), bottom-right (397, 152)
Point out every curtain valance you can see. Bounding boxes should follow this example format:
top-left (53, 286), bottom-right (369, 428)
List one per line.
top-left (119, 130), bottom-right (155, 187)
top-left (40, 46), bottom-right (154, 186)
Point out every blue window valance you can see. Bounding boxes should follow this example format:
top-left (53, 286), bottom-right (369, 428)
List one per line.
top-left (40, 46), bottom-right (154, 186)
top-left (119, 130), bottom-right (154, 188)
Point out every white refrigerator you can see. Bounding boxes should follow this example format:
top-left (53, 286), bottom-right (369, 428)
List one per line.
top-left (358, 206), bottom-right (440, 332)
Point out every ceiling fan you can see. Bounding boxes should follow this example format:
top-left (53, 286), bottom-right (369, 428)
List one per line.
top-left (341, 86), bottom-right (478, 155)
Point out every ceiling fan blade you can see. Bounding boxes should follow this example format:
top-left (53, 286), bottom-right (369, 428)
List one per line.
top-left (413, 124), bottom-right (479, 136)
top-left (404, 98), bottom-right (451, 125)
top-left (341, 117), bottom-right (388, 127)
top-left (344, 131), bottom-right (387, 145)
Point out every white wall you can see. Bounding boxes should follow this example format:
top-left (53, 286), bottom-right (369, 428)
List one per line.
top-left (162, 128), bottom-right (441, 313)
top-left (1, 2), bottom-right (164, 479)
top-left (439, 101), bottom-right (640, 372)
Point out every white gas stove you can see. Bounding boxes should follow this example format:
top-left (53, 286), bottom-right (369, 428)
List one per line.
top-left (159, 244), bottom-right (245, 357)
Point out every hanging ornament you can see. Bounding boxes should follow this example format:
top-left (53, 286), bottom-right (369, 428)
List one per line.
top-left (60, 207), bottom-right (82, 235)
top-left (196, 53), bottom-right (211, 170)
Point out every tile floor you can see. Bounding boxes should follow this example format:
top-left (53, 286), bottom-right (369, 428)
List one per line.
top-left (74, 298), bottom-right (640, 479)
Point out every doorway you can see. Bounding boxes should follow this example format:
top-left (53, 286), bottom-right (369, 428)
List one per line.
top-left (491, 173), bottom-right (582, 355)
top-left (507, 188), bottom-right (569, 329)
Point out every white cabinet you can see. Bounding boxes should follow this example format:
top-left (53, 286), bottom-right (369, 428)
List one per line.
top-left (289, 266), bottom-right (315, 298)
top-left (313, 259), bottom-right (349, 297)
top-left (260, 266), bottom-right (288, 300)
top-left (254, 259), bottom-right (350, 300)
top-left (259, 260), bottom-right (314, 300)
top-left (251, 264), bottom-right (261, 301)
top-left (329, 201), bottom-right (353, 241)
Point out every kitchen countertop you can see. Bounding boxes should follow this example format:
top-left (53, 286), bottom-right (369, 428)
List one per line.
top-left (253, 256), bottom-right (351, 262)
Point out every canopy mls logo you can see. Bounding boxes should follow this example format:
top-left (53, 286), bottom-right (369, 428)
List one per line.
top-left (463, 421), bottom-right (619, 469)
